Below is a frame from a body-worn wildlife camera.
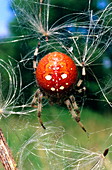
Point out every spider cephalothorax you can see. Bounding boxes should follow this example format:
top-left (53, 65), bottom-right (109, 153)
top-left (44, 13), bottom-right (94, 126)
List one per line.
top-left (32, 50), bottom-right (87, 133)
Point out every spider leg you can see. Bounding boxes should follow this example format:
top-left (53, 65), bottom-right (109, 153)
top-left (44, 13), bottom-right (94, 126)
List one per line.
top-left (65, 95), bottom-right (87, 134)
top-left (33, 42), bottom-right (40, 73)
top-left (76, 62), bottom-right (86, 94)
top-left (31, 89), bottom-right (46, 129)
top-left (33, 36), bottom-right (48, 73)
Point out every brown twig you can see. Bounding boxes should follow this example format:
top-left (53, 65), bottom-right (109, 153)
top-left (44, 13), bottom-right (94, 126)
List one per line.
top-left (0, 128), bottom-right (18, 170)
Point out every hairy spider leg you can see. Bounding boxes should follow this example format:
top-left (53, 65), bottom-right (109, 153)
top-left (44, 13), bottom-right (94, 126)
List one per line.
top-left (33, 42), bottom-right (40, 72)
top-left (65, 95), bottom-right (88, 134)
top-left (32, 36), bottom-right (49, 129)
top-left (76, 63), bottom-right (86, 94)
top-left (31, 89), bottom-right (46, 129)
top-left (33, 36), bottom-right (48, 72)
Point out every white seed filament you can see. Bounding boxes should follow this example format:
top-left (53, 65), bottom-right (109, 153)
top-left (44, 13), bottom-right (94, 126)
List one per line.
top-left (0, 109), bottom-right (3, 114)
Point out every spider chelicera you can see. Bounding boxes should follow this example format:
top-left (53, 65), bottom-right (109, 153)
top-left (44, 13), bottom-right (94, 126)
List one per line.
top-left (31, 42), bottom-right (87, 133)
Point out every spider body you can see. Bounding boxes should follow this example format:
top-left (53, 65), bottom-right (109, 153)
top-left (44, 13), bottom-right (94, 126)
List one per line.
top-left (32, 49), bottom-right (87, 133)
top-left (36, 52), bottom-right (78, 94)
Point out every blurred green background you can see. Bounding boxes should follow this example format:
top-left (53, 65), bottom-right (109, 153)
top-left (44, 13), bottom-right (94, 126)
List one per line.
top-left (0, 0), bottom-right (112, 169)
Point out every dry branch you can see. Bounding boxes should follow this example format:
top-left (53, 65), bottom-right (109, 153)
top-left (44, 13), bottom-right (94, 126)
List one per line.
top-left (0, 129), bottom-right (18, 170)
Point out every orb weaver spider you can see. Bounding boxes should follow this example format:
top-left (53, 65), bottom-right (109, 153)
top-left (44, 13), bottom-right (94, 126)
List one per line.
top-left (31, 40), bottom-right (87, 134)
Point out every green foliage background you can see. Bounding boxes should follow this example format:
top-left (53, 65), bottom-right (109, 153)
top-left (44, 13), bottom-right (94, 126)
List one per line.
top-left (0, 0), bottom-right (112, 169)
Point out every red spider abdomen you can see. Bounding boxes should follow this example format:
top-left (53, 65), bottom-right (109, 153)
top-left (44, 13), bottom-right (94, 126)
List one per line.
top-left (36, 52), bottom-right (78, 93)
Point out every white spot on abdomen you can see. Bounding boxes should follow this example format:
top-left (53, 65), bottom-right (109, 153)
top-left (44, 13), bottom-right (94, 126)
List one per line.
top-left (45, 75), bottom-right (52, 80)
top-left (61, 73), bottom-right (67, 79)
top-left (59, 86), bottom-right (65, 90)
top-left (51, 87), bottom-right (55, 91)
